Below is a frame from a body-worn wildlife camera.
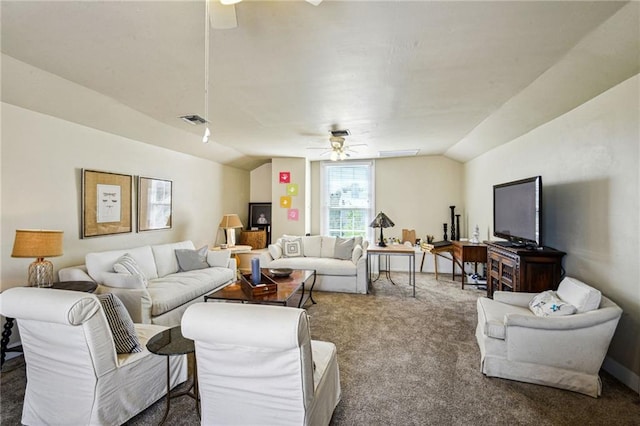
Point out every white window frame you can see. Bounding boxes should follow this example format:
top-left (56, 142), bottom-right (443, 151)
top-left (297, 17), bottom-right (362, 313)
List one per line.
top-left (320, 160), bottom-right (375, 242)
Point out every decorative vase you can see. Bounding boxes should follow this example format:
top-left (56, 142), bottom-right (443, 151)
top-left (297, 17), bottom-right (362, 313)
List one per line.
top-left (455, 214), bottom-right (461, 241)
top-left (450, 206), bottom-right (456, 241)
top-left (443, 223), bottom-right (448, 241)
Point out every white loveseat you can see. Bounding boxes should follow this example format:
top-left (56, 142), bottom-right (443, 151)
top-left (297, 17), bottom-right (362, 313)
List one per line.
top-left (58, 241), bottom-right (236, 326)
top-left (476, 277), bottom-right (622, 397)
top-left (259, 235), bottom-right (368, 294)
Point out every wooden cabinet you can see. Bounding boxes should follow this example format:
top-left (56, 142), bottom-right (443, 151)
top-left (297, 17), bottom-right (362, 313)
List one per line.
top-left (486, 243), bottom-right (565, 298)
top-left (451, 241), bottom-right (487, 289)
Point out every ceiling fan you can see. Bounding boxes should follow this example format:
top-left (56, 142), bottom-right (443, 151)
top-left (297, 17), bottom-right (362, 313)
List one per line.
top-left (307, 134), bottom-right (367, 161)
top-left (210, 0), bottom-right (323, 29)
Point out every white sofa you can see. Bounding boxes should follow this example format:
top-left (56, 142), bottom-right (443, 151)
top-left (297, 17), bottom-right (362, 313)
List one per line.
top-left (0, 287), bottom-right (187, 425)
top-left (476, 277), bottom-right (622, 397)
top-left (182, 302), bottom-right (341, 425)
top-left (59, 240), bottom-right (236, 326)
top-left (259, 235), bottom-right (368, 294)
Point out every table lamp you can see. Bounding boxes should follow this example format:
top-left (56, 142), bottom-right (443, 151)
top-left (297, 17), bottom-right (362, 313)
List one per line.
top-left (369, 212), bottom-right (395, 247)
top-left (11, 229), bottom-right (64, 287)
top-left (219, 214), bottom-right (243, 247)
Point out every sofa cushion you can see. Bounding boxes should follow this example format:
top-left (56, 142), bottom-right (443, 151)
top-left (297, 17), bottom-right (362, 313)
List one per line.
top-left (102, 272), bottom-right (147, 289)
top-left (152, 241), bottom-right (195, 277)
top-left (148, 267), bottom-right (235, 316)
top-left (529, 290), bottom-right (577, 317)
top-left (334, 237), bottom-right (355, 260)
top-left (283, 238), bottom-right (303, 257)
top-left (175, 246), bottom-right (209, 272)
top-left (320, 236), bottom-right (337, 258)
top-left (268, 257), bottom-right (356, 276)
top-left (206, 250), bottom-right (231, 267)
top-left (556, 277), bottom-right (602, 313)
top-left (303, 236), bottom-right (322, 258)
top-left (86, 245), bottom-right (158, 281)
top-left (97, 293), bottom-right (143, 354)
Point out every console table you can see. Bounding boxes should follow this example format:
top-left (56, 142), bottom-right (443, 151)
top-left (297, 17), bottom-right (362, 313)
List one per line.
top-left (367, 245), bottom-right (416, 297)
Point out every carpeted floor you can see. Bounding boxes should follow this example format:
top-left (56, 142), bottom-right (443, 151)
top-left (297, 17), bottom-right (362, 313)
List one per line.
top-left (2, 273), bottom-right (639, 425)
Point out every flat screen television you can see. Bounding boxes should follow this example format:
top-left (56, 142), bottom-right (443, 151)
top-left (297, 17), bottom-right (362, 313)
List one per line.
top-left (493, 176), bottom-right (542, 247)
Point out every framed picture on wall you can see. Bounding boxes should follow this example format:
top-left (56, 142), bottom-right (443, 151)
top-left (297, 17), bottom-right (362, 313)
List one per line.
top-left (81, 169), bottom-right (133, 238)
top-left (249, 202), bottom-right (271, 227)
top-left (137, 176), bottom-right (172, 232)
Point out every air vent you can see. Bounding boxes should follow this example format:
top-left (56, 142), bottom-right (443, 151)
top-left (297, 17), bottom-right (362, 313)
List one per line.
top-left (378, 149), bottom-right (420, 158)
top-left (179, 114), bottom-right (207, 125)
top-left (330, 129), bottom-right (350, 137)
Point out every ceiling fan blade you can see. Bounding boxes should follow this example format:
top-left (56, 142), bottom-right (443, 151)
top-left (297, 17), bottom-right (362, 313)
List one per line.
top-left (348, 143), bottom-right (368, 148)
top-left (209, 0), bottom-right (237, 29)
top-left (306, 0), bottom-right (323, 5)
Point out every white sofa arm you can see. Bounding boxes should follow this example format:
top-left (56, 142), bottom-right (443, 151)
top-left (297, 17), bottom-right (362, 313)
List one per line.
top-left (58, 265), bottom-right (94, 283)
top-left (259, 250), bottom-right (275, 267)
top-left (226, 257), bottom-right (237, 274)
top-left (505, 301), bottom-right (622, 331)
top-left (493, 291), bottom-right (536, 307)
top-left (96, 285), bottom-right (152, 324)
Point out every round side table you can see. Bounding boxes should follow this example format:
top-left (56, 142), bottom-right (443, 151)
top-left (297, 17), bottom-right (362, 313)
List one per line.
top-left (146, 326), bottom-right (199, 424)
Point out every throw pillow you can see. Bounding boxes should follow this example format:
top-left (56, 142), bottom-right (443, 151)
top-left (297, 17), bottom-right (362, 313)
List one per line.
top-left (175, 245), bottom-right (209, 272)
top-left (206, 249), bottom-right (231, 267)
top-left (556, 277), bottom-right (602, 313)
top-left (334, 237), bottom-right (355, 260)
top-left (351, 244), bottom-right (363, 264)
top-left (97, 293), bottom-right (143, 354)
top-left (113, 253), bottom-right (145, 276)
top-left (529, 290), bottom-right (577, 317)
top-left (283, 238), bottom-right (303, 257)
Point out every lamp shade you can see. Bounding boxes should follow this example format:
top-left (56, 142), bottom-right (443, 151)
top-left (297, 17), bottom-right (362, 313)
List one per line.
top-left (12, 229), bottom-right (64, 258)
top-left (219, 214), bottom-right (243, 229)
top-left (369, 212), bottom-right (395, 229)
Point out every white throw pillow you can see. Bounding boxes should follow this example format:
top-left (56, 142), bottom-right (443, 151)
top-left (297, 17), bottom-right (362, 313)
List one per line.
top-left (283, 238), bottom-right (303, 257)
top-left (268, 243), bottom-right (283, 260)
top-left (320, 236), bottom-right (337, 258)
top-left (334, 237), bottom-right (355, 260)
top-left (206, 249), bottom-right (231, 267)
top-left (556, 277), bottom-right (602, 313)
top-left (529, 290), bottom-right (577, 317)
top-left (303, 235), bottom-right (322, 257)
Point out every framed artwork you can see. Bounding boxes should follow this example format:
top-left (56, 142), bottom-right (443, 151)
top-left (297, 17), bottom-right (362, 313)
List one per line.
top-left (286, 183), bottom-right (298, 196)
top-left (138, 176), bottom-right (172, 232)
top-left (280, 196), bottom-right (291, 208)
top-left (82, 169), bottom-right (133, 238)
top-left (249, 202), bottom-right (272, 227)
top-left (279, 171), bottom-right (290, 183)
top-left (287, 208), bottom-right (299, 221)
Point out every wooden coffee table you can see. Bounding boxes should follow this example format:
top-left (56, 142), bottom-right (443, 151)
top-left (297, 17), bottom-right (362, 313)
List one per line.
top-left (204, 269), bottom-right (316, 308)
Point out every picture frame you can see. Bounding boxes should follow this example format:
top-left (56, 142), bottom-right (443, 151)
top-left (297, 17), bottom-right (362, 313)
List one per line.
top-left (82, 169), bottom-right (133, 238)
top-left (249, 202), bottom-right (272, 227)
top-left (138, 176), bottom-right (172, 232)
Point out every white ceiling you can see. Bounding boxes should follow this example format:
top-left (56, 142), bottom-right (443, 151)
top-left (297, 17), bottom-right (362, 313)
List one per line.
top-left (1, 1), bottom-right (638, 170)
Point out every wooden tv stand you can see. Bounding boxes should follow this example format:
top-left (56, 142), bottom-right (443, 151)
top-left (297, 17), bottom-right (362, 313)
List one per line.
top-left (486, 242), bottom-right (565, 298)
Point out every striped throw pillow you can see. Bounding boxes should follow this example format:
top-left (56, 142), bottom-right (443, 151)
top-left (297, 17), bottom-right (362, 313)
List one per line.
top-left (97, 293), bottom-right (143, 354)
top-left (113, 253), bottom-right (148, 287)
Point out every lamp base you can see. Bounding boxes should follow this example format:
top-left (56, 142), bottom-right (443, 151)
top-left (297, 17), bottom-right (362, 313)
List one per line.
top-left (28, 258), bottom-right (53, 287)
top-left (225, 228), bottom-right (237, 247)
top-left (377, 241), bottom-right (387, 247)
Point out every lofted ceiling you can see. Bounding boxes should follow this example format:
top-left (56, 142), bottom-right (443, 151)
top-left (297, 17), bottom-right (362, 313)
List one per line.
top-left (1, 1), bottom-right (638, 170)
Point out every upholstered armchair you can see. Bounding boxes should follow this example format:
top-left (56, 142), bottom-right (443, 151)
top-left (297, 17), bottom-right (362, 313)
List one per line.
top-left (182, 302), bottom-right (341, 425)
top-left (0, 287), bottom-right (187, 425)
top-left (476, 277), bottom-right (622, 397)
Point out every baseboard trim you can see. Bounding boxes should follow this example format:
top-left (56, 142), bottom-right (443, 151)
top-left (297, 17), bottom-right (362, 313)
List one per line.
top-left (603, 356), bottom-right (640, 396)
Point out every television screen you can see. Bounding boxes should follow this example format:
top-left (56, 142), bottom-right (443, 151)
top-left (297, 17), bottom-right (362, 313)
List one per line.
top-left (493, 176), bottom-right (542, 246)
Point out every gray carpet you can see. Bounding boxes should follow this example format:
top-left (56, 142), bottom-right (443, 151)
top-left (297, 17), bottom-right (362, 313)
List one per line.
top-left (2, 273), bottom-right (639, 425)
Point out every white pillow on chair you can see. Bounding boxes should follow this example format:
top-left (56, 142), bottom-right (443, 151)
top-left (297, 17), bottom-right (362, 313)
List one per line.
top-left (556, 277), bottom-right (602, 313)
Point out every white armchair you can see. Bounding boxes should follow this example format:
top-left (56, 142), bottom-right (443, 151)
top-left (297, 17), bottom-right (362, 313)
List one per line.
top-left (182, 302), bottom-right (341, 425)
top-left (475, 277), bottom-right (622, 397)
top-left (0, 287), bottom-right (187, 425)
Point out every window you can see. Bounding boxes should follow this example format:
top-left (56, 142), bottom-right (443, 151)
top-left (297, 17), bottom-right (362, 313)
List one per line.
top-left (320, 161), bottom-right (374, 240)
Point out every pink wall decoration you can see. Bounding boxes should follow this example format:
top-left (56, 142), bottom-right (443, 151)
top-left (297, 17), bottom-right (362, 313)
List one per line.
top-left (287, 208), bottom-right (299, 221)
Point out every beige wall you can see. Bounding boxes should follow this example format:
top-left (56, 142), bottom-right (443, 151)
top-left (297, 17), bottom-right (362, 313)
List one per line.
top-left (1, 103), bottom-right (249, 290)
top-left (464, 75), bottom-right (640, 389)
top-left (310, 156), bottom-right (464, 244)
top-left (250, 162), bottom-right (272, 202)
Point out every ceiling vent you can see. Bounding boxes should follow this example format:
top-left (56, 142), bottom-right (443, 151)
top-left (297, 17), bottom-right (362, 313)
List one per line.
top-left (378, 149), bottom-right (420, 158)
top-left (330, 129), bottom-right (350, 137)
top-left (179, 114), bottom-right (207, 125)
